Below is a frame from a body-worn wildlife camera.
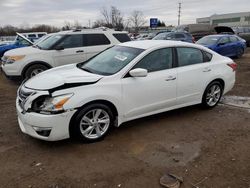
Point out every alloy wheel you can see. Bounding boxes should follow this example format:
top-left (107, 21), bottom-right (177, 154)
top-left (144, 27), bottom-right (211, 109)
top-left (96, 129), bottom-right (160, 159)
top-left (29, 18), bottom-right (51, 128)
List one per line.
top-left (30, 68), bottom-right (44, 77)
top-left (206, 84), bottom-right (222, 106)
top-left (79, 109), bottom-right (110, 139)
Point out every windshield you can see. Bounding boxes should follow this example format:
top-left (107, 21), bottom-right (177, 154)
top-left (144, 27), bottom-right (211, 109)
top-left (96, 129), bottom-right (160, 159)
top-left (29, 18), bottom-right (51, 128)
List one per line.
top-left (36, 34), bottom-right (64, 50)
top-left (80, 46), bottom-right (144, 76)
top-left (196, 36), bottom-right (220, 45)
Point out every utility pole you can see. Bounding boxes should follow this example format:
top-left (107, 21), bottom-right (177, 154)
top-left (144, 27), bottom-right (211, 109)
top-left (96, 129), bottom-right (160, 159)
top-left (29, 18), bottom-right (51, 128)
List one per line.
top-left (178, 2), bottom-right (181, 26)
top-left (88, 19), bottom-right (91, 28)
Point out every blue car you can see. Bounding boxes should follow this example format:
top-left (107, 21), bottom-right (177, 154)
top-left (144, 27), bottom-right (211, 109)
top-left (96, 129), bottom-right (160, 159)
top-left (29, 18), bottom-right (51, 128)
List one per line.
top-left (0, 33), bottom-right (33, 57)
top-left (196, 34), bottom-right (246, 58)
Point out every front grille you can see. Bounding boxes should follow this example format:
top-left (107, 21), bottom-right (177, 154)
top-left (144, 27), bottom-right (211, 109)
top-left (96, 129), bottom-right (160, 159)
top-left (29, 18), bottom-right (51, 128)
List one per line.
top-left (18, 86), bottom-right (34, 111)
top-left (19, 88), bottom-right (33, 101)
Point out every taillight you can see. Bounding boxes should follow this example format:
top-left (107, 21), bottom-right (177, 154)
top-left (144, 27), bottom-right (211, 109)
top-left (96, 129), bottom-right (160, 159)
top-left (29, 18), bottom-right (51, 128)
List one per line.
top-left (227, 62), bottom-right (237, 71)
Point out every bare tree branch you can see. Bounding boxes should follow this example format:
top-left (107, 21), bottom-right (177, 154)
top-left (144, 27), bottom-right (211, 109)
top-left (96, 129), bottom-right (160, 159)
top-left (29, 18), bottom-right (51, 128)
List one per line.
top-left (129, 10), bottom-right (146, 33)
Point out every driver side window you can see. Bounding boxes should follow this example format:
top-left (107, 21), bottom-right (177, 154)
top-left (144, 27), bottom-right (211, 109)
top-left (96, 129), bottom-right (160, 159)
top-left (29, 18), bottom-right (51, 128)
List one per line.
top-left (57, 34), bottom-right (83, 49)
top-left (133, 48), bottom-right (173, 72)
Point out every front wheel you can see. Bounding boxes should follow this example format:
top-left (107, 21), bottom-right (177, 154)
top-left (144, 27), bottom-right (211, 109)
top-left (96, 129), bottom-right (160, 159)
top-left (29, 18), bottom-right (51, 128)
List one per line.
top-left (202, 81), bottom-right (223, 108)
top-left (71, 103), bottom-right (114, 142)
top-left (24, 64), bottom-right (48, 79)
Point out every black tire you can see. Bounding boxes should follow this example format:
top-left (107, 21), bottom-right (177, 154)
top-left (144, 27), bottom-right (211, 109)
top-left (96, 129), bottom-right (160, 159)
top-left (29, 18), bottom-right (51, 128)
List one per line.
top-left (236, 47), bottom-right (244, 58)
top-left (202, 81), bottom-right (223, 108)
top-left (247, 41), bottom-right (250, 47)
top-left (70, 103), bottom-right (114, 142)
top-left (24, 64), bottom-right (48, 79)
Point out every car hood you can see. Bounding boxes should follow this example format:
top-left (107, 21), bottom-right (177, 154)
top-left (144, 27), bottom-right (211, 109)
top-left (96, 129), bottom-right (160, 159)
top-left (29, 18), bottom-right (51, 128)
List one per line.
top-left (4, 46), bottom-right (41, 56)
top-left (24, 64), bottom-right (103, 91)
top-left (214, 26), bottom-right (235, 34)
top-left (0, 43), bottom-right (15, 50)
top-left (16, 32), bottom-right (33, 45)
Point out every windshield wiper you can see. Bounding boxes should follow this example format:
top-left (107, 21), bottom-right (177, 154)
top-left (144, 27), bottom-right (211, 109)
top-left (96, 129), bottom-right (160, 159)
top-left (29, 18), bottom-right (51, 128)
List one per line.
top-left (32, 45), bottom-right (42, 50)
top-left (80, 67), bottom-right (94, 73)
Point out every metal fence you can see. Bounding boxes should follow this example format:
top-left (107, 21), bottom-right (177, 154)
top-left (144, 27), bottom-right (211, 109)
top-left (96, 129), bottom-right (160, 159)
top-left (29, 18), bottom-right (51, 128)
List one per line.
top-left (0, 36), bottom-right (15, 41)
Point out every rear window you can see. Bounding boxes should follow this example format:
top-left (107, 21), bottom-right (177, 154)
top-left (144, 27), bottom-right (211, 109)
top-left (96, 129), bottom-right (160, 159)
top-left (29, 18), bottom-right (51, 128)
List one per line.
top-left (177, 47), bottom-right (203, 67)
top-left (175, 33), bottom-right (185, 38)
top-left (113, 33), bottom-right (131, 42)
top-left (83, 34), bottom-right (110, 46)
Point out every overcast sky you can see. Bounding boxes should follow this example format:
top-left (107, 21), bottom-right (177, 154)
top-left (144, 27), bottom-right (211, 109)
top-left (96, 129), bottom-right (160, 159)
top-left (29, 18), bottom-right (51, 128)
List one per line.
top-left (0, 0), bottom-right (250, 27)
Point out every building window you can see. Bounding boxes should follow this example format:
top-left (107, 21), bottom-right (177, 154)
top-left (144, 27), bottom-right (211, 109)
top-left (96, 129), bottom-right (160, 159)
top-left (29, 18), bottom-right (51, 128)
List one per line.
top-left (245, 16), bottom-right (250, 22)
top-left (212, 17), bottom-right (241, 24)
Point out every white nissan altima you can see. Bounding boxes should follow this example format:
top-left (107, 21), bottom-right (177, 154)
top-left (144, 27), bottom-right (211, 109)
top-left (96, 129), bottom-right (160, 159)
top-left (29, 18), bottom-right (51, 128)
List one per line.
top-left (16, 40), bottom-right (236, 142)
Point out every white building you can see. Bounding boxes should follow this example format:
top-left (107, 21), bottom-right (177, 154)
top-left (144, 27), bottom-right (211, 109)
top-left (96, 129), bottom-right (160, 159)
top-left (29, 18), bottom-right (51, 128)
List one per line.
top-left (197, 12), bottom-right (250, 27)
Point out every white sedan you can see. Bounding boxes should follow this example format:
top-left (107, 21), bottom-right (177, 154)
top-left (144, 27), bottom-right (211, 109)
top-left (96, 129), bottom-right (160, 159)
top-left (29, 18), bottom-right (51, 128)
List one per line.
top-left (16, 40), bottom-right (236, 142)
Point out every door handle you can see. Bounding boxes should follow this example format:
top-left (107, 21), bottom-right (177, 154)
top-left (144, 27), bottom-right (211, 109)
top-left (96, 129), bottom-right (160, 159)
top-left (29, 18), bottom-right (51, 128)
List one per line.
top-left (76, 50), bottom-right (84, 53)
top-left (165, 76), bottom-right (176, 81)
top-left (203, 68), bottom-right (211, 72)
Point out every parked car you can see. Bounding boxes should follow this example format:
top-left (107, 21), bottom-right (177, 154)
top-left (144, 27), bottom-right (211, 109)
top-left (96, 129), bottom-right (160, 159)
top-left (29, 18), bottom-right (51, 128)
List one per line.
top-left (173, 24), bottom-right (216, 41)
top-left (21, 32), bottom-right (47, 42)
top-left (1, 29), bottom-right (131, 79)
top-left (153, 31), bottom-right (195, 43)
top-left (136, 34), bottom-right (149, 40)
top-left (16, 40), bottom-right (236, 142)
top-left (215, 26), bottom-right (250, 47)
top-left (0, 41), bottom-right (13, 46)
top-left (0, 33), bottom-right (33, 57)
top-left (196, 34), bottom-right (246, 58)
top-left (145, 32), bottom-right (157, 40)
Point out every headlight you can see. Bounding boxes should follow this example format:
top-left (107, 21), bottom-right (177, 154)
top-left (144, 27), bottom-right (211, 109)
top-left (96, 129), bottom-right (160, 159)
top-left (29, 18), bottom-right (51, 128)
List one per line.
top-left (33, 93), bottom-right (73, 114)
top-left (6, 55), bottom-right (25, 64)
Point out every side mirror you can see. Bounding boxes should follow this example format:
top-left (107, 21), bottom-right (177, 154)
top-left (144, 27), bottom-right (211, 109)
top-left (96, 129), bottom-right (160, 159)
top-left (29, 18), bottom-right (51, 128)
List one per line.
top-left (55, 45), bottom-right (64, 51)
top-left (129, 68), bottom-right (148, 77)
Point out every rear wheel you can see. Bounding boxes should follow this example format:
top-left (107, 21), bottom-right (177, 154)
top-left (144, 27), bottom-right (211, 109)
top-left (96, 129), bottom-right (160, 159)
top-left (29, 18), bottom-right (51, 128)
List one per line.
top-left (202, 81), bottom-right (223, 108)
top-left (24, 64), bottom-right (48, 79)
top-left (71, 103), bottom-right (114, 142)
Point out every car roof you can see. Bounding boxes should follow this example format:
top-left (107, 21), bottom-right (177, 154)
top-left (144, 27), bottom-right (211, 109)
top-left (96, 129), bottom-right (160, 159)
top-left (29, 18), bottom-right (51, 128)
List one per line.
top-left (119, 40), bottom-right (198, 50)
top-left (57, 28), bottom-right (127, 35)
top-left (205, 34), bottom-right (236, 38)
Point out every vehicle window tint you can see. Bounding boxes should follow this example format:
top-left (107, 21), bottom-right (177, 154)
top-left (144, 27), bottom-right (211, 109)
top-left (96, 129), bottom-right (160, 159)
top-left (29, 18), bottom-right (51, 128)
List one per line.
top-left (229, 36), bottom-right (238, 42)
top-left (177, 47), bottom-right (203, 66)
top-left (83, 34), bottom-right (110, 46)
top-left (203, 51), bottom-right (213, 62)
top-left (166, 33), bottom-right (175, 39)
top-left (113, 33), bottom-right (131, 42)
top-left (58, 34), bottom-right (83, 49)
top-left (219, 37), bottom-right (230, 44)
top-left (28, 34), bottom-right (36, 38)
top-left (38, 34), bottom-right (45, 38)
top-left (175, 33), bottom-right (185, 39)
top-left (133, 48), bottom-right (173, 72)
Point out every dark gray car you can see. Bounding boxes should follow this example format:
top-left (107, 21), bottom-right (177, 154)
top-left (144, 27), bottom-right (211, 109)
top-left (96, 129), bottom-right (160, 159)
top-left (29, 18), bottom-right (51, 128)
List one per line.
top-left (153, 32), bottom-right (194, 43)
